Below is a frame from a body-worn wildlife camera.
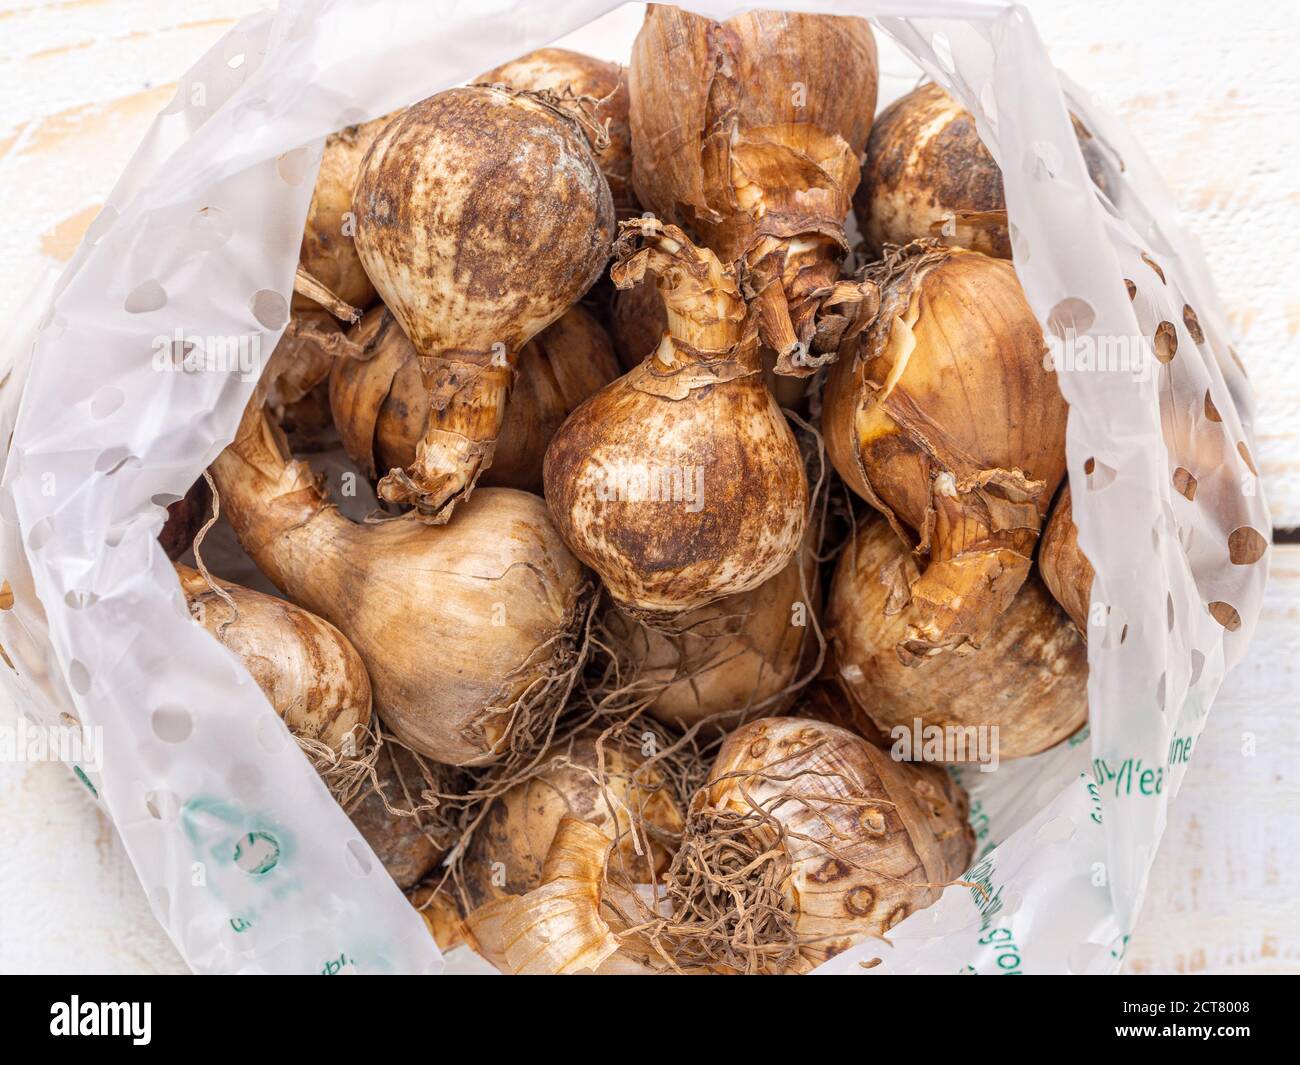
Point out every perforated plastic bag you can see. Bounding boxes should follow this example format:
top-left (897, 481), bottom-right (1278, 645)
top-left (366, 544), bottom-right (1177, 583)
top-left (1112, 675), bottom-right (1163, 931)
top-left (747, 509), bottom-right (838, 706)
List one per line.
top-left (0, 0), bottom-right (1269, 975)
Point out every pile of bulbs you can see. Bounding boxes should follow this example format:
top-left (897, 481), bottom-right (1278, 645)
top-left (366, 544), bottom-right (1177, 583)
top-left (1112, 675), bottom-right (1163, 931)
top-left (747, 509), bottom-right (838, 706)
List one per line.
top-left (168, 6), bottom-right (1102, 974)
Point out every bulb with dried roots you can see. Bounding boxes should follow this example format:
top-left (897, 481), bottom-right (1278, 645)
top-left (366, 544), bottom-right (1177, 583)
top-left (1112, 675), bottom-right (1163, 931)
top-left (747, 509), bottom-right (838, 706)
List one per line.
top-left (209, 401), bottom-right (590, 767)
top-left (630, 6), bottom-right (879, 374)
top-left (655, 717), bottom-right (973, 974)
top-left (346, 742), bottom-right (454, 891)
top-left (822, 241), bottom-right (1068, 660)
top-left (459, 731), bottom-right (684, 912)
top-left (330, 304), bottom-right (619, 496)
top-left (352, 86), bottom-right (615, 523)
top-left (822, 517), bottom-right (1087, 761)
top-left (544, 218), bottom-right (808, 617)
top-left (598, 545), bottom-right (821, 731)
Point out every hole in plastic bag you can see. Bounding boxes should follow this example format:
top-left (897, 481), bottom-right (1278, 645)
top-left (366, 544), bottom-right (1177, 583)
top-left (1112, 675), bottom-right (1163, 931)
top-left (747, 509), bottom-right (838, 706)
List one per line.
top-left (84, 205), bottom-right (118, 246)
top-left (249, 289), bottom-right (289, 331)
top-left (1166, 593), bottom-right (1175, 632)
top-left (1227, 526), bottom-right (1267, 565)
top-left (1182, 304), bottom-right (1205, 344)
top-left (1172, 466), bottom-right (1197, 501)
top-left (255, 713), bottom-right (291, 753)
top-left (1189, 649), bottom-right (1205, 686)
top-left (1101, 605), bottom-right (1129, 650)
top-left (68, 659), bottom-right (91, 695)
top-left (94, 447), bottom-right (138, 475)
top-left (152, 705), bottom-right (192, 743)
top-left (1207, 601), bottom-right (1241, 632)
top-left (1236, 441), bottom-right (1258, 476)
top-left (145, 788), bottom-right (180, 821)
top-left (124, 279), bottom-right (167, 314)
top-left (1140, 252), bottom-right (1166, 284)
top-left (1153, 321), bottom-right (1177, 364)
top-left (1083, 457), bottom-right (1117, 491)
top-left (0, 580), bottom-right (12, 610)
top-left (276, 147), bottom-right (313, 186)
top-left (1123, 278), bottom-right (1136, 301)
top-left (345, 839), bottom-right (373, 877)
top-left (1047, 297), bottom-right (1095, 339)
top-left (89, 386), bottom-right (125, 420)
top-left (151, 492), bottom-right (183, 509)
top-left (190, 206), bottom-right (233, 252)
top-left (233, 831), bottom-right (280, 875)
top-left (1155, 672), bottom-right (1166, 711)
top-left (227, 52), bottom-right (246, 69)
top-left (27, 517), bottom-right (54, 551)
top-left (1033, 816), bottom-right (1074, 846)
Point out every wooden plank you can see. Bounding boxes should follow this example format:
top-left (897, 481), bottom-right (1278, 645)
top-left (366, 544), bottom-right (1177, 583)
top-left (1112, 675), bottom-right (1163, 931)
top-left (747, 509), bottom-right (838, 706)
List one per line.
top-left (1123, 544), bottom-right (1300, 974)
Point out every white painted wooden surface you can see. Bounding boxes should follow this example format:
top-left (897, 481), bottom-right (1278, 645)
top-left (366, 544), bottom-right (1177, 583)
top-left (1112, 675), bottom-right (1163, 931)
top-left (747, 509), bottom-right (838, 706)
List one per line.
top-left (0, 0), bottom-right (1295, 975)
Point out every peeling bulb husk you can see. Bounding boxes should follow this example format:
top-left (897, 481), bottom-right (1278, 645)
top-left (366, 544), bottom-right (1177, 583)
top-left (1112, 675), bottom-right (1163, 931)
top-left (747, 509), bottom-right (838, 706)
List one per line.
top-left (822, 241), bottom-right (1067, 658)
top-left (629, 6), bottom-right (879, 371)
top-left (822, 517), bottom-right (1088, 761)
top-left (330, 304), bottom-right (620, 495)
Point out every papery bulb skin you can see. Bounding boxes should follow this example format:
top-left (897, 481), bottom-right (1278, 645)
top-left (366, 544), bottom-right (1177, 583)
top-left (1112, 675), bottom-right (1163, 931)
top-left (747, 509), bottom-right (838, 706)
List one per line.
top-left (353, 86), bottom-right (615, 522)
top-left (175, 563), bottom-right (372, 752)
top-left (630, 6), bottom-right (879, 370)
top-left (822, 517), bottom-right (1087, 761)
top-left (1039, 482), bottom-right (1094, 637)
top-left (683, 717), bottom-right (972, 973)
top-left (543, 219), bottom-right (808, 617)
top-left (822, 241), bottom-right (1067, 659)
top-left (296, 113), bottom-right (395, 313)
top-left (604, 545), bottom-right (819, 729)
top-left (609, 280), bottom-right (667, 373)
top-left (478, 47), bottom-right (637, 215)
top-left (256, 307), bottom-right (360, 450)
top-left (209, 402), bottom-right (589, 767)
top-left (330, 305), bottom-right (619, 495)
top-left (460, 732), bottom-right (684, 911)
top-left (856, 82), bottom-right (1111, 259)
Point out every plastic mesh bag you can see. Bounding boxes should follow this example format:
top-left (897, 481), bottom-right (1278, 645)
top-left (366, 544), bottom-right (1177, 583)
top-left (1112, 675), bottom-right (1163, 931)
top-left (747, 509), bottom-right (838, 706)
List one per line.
top-left (0, 0), bottom-right (1269, 975)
